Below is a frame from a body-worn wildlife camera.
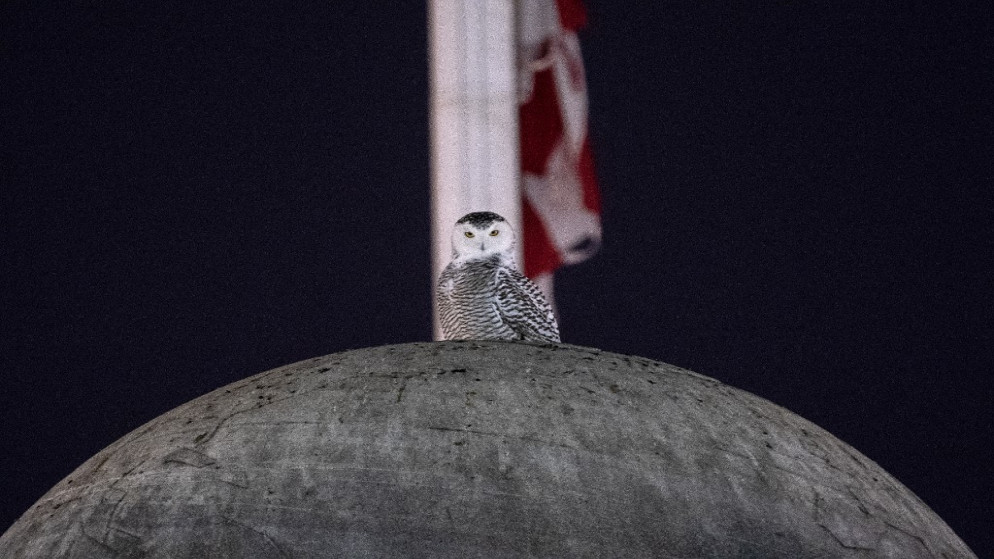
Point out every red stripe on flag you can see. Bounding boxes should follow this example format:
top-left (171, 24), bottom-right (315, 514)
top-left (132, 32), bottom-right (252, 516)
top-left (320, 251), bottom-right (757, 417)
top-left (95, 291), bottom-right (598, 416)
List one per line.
top-left (554, 0), bottom-right (588, 31)
top-left (578, 137), bottom-right (600, 213)
top-left (522, 199), bottom-right (562, 278)
top-left (520, 69), bottom-right (561, 176)
top-left (520, 62), bottom-right (566, 278)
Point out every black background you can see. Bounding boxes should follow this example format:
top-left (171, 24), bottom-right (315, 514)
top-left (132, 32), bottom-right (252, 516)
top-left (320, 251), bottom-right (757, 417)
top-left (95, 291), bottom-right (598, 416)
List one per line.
top-left (2, 1), bottom-right (988, 555)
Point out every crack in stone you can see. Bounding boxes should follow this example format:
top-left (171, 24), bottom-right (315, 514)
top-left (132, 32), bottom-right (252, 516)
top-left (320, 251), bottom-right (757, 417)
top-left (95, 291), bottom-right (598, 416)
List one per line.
top-left (163, 447), bottom-right (217, 468)
top-left (425, 425), bottom-right (578, 451)
top-left (219, 515), bottom-right (291, 559)
top-left (884, 520), bottom-right (932, 554)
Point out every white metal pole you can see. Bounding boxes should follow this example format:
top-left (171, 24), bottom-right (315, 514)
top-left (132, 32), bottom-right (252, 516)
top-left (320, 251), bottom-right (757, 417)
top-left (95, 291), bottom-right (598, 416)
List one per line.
top-left (428, 0), bottom-right (521, 340)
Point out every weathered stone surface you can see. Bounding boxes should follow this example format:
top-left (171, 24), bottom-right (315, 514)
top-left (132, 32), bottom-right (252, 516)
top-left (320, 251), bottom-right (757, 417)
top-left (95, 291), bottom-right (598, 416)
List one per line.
top-left (0, 342), bottom-right (975, 557)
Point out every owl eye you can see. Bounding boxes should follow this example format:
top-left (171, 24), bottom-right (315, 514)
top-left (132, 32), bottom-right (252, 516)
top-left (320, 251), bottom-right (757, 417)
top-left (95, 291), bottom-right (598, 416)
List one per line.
top-left (464, 231), bottom-right (475, 238)
top-left (489, 230), bottom-right (500, 236)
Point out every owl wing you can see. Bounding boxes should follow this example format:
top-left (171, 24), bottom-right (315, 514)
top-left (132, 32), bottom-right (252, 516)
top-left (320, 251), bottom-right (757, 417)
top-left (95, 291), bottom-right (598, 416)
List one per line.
top-left (494, 265), bottom-right (561, 343)
top-left (435, 263), bottom-right (460, 340)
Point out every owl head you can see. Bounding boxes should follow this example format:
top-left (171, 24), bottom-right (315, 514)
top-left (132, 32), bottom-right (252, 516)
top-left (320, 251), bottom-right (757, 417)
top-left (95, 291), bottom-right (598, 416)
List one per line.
top-left (451, 211), bottom-right (516, 263)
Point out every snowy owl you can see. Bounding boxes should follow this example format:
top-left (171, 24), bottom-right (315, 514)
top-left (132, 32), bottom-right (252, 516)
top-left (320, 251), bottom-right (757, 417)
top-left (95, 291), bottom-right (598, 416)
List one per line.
top-left (437, 212), bottom-right (561, 343)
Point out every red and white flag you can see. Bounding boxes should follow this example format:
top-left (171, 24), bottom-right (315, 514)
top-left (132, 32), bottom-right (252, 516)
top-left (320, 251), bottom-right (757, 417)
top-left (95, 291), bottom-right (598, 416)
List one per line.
top-left (518, 0), bottom-right (601, 294)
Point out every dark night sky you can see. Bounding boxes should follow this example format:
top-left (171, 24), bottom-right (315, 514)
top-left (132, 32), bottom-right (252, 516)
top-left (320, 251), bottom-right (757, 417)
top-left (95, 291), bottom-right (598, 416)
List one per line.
top-left (2, 1), bottom-right (989, 555)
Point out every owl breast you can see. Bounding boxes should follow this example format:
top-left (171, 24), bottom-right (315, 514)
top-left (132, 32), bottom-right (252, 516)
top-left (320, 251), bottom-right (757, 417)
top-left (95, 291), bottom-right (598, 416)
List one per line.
top-left (436, 256), bottom-right (560, 343)
top-left (437, 259), bottom-right (518, 341)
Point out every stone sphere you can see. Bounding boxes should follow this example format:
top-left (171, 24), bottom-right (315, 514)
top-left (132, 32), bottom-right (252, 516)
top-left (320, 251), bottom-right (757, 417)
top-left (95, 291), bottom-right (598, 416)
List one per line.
top-left (0, 342), bottom-right (975, 557)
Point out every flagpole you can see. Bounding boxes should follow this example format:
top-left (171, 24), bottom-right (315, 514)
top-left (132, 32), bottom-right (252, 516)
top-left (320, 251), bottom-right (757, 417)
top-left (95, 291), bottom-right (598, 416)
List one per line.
top-left (428, 0), bottom-right (522, 340)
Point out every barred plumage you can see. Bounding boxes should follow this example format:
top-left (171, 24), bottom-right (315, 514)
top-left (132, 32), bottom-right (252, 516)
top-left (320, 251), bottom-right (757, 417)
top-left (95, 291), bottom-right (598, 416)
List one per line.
top-left (437, 212), bottom-right (560, 343)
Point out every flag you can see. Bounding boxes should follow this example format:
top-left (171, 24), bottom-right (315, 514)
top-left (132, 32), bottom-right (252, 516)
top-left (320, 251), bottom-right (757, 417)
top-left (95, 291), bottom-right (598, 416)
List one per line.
top-left (518, 0), bottom-right (601, 288)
